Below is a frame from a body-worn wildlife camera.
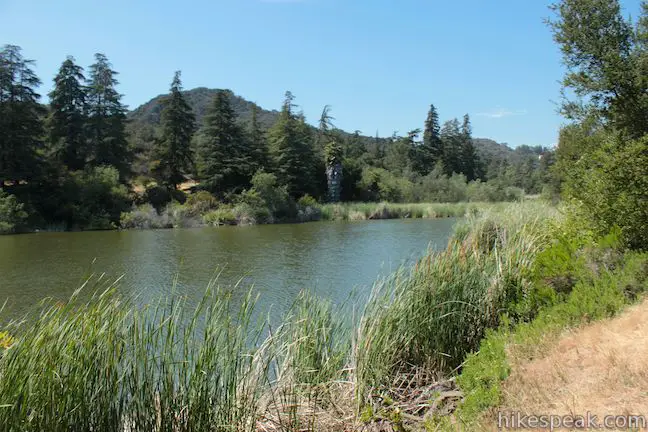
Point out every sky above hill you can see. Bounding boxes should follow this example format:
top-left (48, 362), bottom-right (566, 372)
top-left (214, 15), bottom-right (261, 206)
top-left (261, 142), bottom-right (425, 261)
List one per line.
top-left (1, 0), bottom-right (643, 147)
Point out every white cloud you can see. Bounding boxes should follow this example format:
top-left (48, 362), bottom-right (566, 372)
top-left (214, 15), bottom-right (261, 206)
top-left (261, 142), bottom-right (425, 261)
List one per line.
top-left (476, 108), bottom-right (527, 119)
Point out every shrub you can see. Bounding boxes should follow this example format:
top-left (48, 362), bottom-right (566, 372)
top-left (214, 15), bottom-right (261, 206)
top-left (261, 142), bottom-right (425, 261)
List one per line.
top-left (453, 249), bottom-right (648, 427)
top-left (144, 185), bottom-right (172, 211)
top-left (120, 204), bottom-right (171, 230)
top-left (0, 190), bottom-right (28, 234)
top-left (184, 191), bottom-right (219, 216)
top-left (568, 135), bottom-right (648, 250)
top-left (65, 166), bottom-right (131, 230)
top-left (297, 194), bottom-right (318, 208)
top-left (358, 167), bottom-right (415, 202)
top-left (203, 206), bottom-right (236, 226)
top-left (250, 171), bottom-right (294, 219)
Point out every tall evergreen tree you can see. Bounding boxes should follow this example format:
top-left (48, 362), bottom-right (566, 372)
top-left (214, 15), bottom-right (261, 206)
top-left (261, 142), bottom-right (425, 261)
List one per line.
top-left (0, 45), bottom-right (43, 185)
top-left (153, 71), bottom-right (196, 189)
top-left (417, 104), bottom-right (443, 175)
top-left (344, 130), bottom-right (365, 160)
top-left (460, 114), bottom-right (479, 180)
top-left (267, 92), bottom-right (315, 198)
top-left (86, 53), bottom-right (130, 179)
top-left (247, 104), bottom-right (269, 173)
top-left (47, 56), bottom-right (88, 171)
top-left (196, 90), bottom-right (249, 194)
top-left (440, 119), bottom-right (462, 175)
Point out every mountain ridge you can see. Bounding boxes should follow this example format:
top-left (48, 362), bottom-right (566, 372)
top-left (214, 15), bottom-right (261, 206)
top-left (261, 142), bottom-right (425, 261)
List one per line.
top-left (127, 87), bottom-right (530, 163)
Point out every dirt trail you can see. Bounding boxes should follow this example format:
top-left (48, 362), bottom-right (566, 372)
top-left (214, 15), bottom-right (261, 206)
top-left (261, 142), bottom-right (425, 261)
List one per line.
top-left (485, 299), bottom-right (648, 430)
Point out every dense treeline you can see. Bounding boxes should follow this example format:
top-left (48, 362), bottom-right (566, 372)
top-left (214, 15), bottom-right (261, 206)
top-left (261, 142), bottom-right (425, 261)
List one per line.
top-left (548, 0), bottom-right (648, 250)
top-left (0, 45), bottom-right (554, 232)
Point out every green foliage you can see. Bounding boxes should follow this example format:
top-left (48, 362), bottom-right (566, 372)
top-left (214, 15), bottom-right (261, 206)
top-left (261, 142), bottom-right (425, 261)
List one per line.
top-left (196, 90), bottom-right (250, 194)
top-left (355, 203), bottom-right (557, 402)
top-left (416, 104), bottom-right (443, 175)
top-left (64, 166), bottom-right (130, 230)
top-left (47, 56), bottom-right (88, 171)
top-left (143, 185), bottom-right (172, 211)
top-left (0, 189), bottom-right (28, 234)
top-left (274, 291), bottom-right (348, 386)
top-left (246, 104), bottom-right (270, 173)
top-left (297, 194), bottom-right (318, 208)
top-left (184, 190), bottom-right (219, 216)
top-left (268, 92), bottom-right (318, 199)
top-left (0, 45), bottom-right (44, 184)
top-left (86, 53), bottom-right (131, 180)
top-left (152, 71), bottom-right (196, 189)
top-left (548, 0), bottom-right (647, 137)
top-left (202, 206), bottom-right (237, 226)
top-left (453, 248), bottom-right (648, 428)
top-left (358, 167), bottom-right (415, 202)
top-left (236, 171), bottom-right (295, 223)
top-left (564, 135), bottom-right (648, 249)
top-left (0, 282), bottom-right (267, 431)
top-left (120, 204), bottom-right (171, 229)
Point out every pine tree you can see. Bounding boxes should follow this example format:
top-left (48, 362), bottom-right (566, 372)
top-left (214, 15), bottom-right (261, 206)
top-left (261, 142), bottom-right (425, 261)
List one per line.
top-left (196, 89), bottom-right (249, 194)
top-left (344, 130), bottom-right (365, 160)
top-left (0, 45), bottom-right (44, 185)
top-left (418, 104), bottom-right (443, 175)
top-left (460, 114), bottom-right (478, 180)
top-left (48, 56), bottom-right (88, 171)
top-left (267, 91), bottom-right (315, 198)
top-left (440, 119), bottom-right (462, 175)
top-left (247, 104), bottom-right (269, 173)
top-left (153, 71), bottom-right (196, 189)
top-left (86, 53), bottom-right (130, 179)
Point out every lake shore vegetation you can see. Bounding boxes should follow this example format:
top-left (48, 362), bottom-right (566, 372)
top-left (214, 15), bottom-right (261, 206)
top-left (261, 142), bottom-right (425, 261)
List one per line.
top-left (0, 46), bottom-right (552, 234)
top-left (1, 0), bottom-right (648, 430)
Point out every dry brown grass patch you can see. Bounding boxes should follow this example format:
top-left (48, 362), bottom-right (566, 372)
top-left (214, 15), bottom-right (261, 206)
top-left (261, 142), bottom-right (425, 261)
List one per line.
top-left (481, 299), bottom-right (648, 431)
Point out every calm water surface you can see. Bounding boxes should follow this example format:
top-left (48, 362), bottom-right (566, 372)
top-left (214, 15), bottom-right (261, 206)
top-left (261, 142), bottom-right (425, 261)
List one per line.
top-left (0, 219), bottom-right (456, 321)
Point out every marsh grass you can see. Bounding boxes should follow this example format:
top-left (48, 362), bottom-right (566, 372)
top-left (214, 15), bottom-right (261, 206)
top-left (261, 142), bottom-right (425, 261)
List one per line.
top-left (0, 201), bottom-right (559, 431)
top-left (319, 202), bottom-right (487, 221)
top-left (353, 202), bottom-right (557, 404)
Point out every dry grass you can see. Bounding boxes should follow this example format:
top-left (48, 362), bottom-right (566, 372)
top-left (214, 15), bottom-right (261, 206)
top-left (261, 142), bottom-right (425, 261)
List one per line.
top-left (480, 299), bottom-right (648, 431)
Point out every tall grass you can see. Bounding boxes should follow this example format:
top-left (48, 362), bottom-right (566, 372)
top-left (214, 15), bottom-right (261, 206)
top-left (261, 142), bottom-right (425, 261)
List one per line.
top-left (319, 201), bottom-right (483, 221)
top-left (0, 201), bottom-right (558, 431)
top-left (0, 277), bottom-right (269, 432)
top-left (353, 202), bottom-right (558, 403)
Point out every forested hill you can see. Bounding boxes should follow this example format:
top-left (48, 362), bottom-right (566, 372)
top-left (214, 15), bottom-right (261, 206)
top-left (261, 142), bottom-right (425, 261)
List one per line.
top-left (128, 87), bottom-right (280, 130)
top-left (127, 87), bottom-right (530, 162)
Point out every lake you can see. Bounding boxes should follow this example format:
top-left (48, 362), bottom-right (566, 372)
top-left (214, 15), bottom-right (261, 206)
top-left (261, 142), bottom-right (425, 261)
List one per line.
top-left (0, 218), bottom-right (457, 321)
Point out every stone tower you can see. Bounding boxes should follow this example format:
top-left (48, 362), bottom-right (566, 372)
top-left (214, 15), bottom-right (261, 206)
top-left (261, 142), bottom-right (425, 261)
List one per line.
top-left (326, 162), bottom-right (343, 202)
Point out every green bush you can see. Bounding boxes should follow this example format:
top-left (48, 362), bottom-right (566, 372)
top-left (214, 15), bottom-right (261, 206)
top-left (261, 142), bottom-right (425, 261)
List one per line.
top-left (358, 167), bottom-right (415, 202)
top-left (202, 206), bottom-right (236, 226)
top-left (144, 185), bottom-right (171, 211)
top-left (65, 166), bottom-right (131, 230)
top-left (568, 135), bottom-right (648, 249)
top-left (120, 204), bottom-right (171, 230)
top-left (184, 190), bottom-right (219, 216)
top-left (297, 194), bottom-right (318, 208)
top-left (453, 250), bottom-right (648, 428)
top-left (0, 190), bottom-right (28, 234)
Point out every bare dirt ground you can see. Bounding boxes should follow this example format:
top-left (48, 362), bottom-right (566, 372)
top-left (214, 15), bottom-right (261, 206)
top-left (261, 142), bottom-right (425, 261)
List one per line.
top-left (482, 299), bottom-right (648, 431)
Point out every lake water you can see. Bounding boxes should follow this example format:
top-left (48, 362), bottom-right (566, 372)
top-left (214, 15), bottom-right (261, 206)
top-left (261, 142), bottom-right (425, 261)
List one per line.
top-left (0, 218), bottom-right (457, 321)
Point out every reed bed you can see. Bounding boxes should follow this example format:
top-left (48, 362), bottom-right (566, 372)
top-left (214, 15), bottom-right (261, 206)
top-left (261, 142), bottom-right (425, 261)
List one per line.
top-left (353, 201), bottom-right (558, 404)
top-left (0, 201), bottom-right (559, 431)
top-left (319, 201), bottom-right (492, 221)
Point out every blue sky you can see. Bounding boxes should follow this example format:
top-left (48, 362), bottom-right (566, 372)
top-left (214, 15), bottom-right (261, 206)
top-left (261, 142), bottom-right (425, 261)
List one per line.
top-left (0, 0), bottom-right (643, 147)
